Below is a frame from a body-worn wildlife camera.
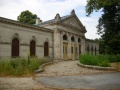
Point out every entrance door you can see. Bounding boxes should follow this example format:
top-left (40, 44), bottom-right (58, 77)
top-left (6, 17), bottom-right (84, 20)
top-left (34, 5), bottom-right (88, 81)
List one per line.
top-left (63, 42), bottom-right (68, 60)
top-left (71, 44), bottom-right (75, 60)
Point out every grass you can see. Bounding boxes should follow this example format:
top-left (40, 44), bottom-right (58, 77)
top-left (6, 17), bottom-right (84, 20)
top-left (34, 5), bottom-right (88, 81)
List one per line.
top-left (79, 53), bottom-right (111, 67)
top-left (0, 57), bottom-right (49, 76)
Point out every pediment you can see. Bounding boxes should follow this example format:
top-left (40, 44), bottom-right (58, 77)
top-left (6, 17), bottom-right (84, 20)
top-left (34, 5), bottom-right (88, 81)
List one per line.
top-left (61, 16), bottom-right (85, 32)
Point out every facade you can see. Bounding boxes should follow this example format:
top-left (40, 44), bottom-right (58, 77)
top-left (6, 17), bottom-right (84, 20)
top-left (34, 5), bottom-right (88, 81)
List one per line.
top-left (0, 10), bottom-right (99, 60)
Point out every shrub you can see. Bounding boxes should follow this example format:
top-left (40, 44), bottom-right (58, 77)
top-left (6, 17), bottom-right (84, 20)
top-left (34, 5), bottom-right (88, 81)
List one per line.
top-left (79, 53), bottom-right (110, 67)
top-left (108, 54), bottom-right (120, 62)
top-left (0, 58), bottom-right (48, 76)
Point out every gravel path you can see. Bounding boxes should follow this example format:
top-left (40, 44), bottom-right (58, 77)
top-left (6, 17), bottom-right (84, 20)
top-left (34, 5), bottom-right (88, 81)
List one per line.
top-left (0, 77), bottom-right (91, 90)
top-left (0, 77), bottom-right (45, 90)
top-left (0, 60), bottom-right (116, 90)
top-left (36, 60), bottom-right (114, 77)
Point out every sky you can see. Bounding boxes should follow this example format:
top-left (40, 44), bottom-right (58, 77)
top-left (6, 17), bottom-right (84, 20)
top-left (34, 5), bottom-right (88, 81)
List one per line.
top-left (0, 0), bottom-right (101, 39)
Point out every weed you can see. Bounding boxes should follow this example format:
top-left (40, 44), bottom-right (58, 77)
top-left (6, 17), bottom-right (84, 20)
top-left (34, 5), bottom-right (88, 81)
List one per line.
top-left (0, 58), bottom-right (49, 76)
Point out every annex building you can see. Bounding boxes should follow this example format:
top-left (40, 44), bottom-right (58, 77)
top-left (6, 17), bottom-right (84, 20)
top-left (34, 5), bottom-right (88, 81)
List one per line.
top-left (0, 10), bottom-right (99, 60)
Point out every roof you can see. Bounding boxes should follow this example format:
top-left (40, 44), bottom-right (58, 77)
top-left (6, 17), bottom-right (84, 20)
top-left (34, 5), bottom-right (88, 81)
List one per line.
top-left (0, 17), bottom-right (53, 33)
top-left (85, 38), bottom-right (98, 43)
top-left (39, 15), bottom-right (70, 25)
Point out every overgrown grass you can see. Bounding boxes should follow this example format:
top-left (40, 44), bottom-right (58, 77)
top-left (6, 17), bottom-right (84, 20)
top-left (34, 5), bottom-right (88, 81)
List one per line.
top-left (0, 58), bottom-right (49, 76)
top-left (79, 53), bottom-right (111, 67)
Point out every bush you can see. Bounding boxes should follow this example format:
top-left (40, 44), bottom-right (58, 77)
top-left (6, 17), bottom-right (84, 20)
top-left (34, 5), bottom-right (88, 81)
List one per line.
top-left (79, 53), bottom-right (110, 67)
top-left (0, 58), bottom-right (48, 76)
top-left (108, 54), bottom-right (120, 62)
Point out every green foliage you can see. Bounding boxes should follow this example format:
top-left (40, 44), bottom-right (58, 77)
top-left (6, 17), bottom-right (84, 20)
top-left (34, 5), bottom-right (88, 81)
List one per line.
top-left (0, 58), bottom-right (47, 76)
top-left (86, 0), bottom-right (120, 54)
top-left (108, 54), bottom-right (120, 62)
top-left (86, 0), bottom-right (120, 16)
top-left (79, 53), bottom-right (110, 67)
top-left (17, 10), bottom-right (37, 24)
top-left (99, 39), bottom-right (105, 54)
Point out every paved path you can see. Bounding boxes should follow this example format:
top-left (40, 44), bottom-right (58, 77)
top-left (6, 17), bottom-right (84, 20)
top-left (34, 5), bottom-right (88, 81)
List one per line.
top-left (35, 72), bottom-right (120, 89)
top-left (36, 60), bottom-right (114, 77)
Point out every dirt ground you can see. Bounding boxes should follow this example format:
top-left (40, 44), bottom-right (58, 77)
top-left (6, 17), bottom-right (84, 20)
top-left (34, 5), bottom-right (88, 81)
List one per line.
top-left (0, 77), bottom-right (47, 90)
top-left (111, 62), bottom-right (120, 72)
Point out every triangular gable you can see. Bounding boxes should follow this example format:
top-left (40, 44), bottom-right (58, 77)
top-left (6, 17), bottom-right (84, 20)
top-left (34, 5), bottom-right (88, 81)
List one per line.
top-left (60, 15), bottom-right (86, 33)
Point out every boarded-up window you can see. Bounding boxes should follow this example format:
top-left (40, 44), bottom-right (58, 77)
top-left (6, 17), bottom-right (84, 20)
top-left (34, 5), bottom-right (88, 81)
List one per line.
top-left (12, 38), bottom-right (19, 57)
top-left (44, 42), bottom-right (49, 56)
top-left (30, 40), bottom-right (36, 56)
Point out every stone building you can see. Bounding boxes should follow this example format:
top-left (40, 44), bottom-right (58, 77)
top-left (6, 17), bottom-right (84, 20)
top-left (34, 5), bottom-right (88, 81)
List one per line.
top-left (0, 10), bottom-right (99, 60)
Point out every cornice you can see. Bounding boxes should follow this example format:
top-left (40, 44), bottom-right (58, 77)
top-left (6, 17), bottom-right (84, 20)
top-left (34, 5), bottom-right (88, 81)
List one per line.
top-left (0, 17), bottom-right (53, 33)
top-left (57, 28), bottom-right (85, 38)
top-left (60, 23), bottom-right (86, 33)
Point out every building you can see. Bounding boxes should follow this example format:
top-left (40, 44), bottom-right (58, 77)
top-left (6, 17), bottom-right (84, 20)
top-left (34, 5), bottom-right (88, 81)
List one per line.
top-left (0, 10), bottom-right (99, 60)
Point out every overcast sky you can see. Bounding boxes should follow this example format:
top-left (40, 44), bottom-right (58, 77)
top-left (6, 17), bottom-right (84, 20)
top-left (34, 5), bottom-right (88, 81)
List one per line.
top-left (0, 0), bottom-right (101, 39)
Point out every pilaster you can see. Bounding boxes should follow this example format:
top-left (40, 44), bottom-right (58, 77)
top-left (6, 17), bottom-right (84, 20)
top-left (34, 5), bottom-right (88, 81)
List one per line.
top-left (60, 31), bottom-right (63, 60)
top-left (54, 29), bottom-right (61, 60)
top-left (76, 36), bottom-right (79, 59)
top-left (68, 33), bottom-right (71, 60)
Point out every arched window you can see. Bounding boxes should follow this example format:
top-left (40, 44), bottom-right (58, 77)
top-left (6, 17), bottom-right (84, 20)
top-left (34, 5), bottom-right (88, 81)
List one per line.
top-left (71, 36), bottom-right (75, 42)
top-left (30, 40), bottom-right (36, 56)
top-left (44, 42), bottom-right (49, 56)
top-left (91, 45), bottom-right (93, 54)
top-left (63, 34), bottom-right (67, 40)
top-left (78, 38), bottom-right (81, 43)
top-left (87, 45), bottom-right (89, 52)
top-left (11, 38), bottom-right (19, 57)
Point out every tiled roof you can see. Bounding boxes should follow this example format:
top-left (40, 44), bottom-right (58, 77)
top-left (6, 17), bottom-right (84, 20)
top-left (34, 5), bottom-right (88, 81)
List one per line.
top-left (39, 15), bottom-right (70, 25)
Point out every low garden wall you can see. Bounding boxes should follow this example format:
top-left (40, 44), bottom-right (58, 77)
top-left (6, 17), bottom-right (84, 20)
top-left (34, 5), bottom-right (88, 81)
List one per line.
top-left (77, 63), bottom-right (116, 71)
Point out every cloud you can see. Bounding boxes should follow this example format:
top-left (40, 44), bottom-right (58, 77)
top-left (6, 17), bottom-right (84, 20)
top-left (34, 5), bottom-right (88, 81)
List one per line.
top-left (80, 17), bottom-right (100, 39)
top-left (0, 0), bottom-right (100, 39)
top-left (0, 0), bottom-right (87, 20)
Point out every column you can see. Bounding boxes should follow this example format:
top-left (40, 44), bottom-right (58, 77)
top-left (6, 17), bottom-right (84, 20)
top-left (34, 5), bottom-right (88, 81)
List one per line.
top-left (54, 29), bottom-right (61, 60)
top-left (68, 33), bottom-right (71, 60)
top-left (76, 36), bottom-right (79, 60)
top-left (60, 31), bottom-right (63, 60)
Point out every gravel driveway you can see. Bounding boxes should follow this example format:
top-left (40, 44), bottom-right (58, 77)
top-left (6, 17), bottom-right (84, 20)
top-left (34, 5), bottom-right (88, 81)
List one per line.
top-left (0, 60), bottom-right (117, 90)
top-left (36, 60), bottom-right (114, 77)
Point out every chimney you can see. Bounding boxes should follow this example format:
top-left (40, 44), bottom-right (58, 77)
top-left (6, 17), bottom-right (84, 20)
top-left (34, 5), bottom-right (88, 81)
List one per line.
top-left (70, 9), bottom-right (75, 15)
top-left (54, 13), bottom-right (61, 21)
top-left (36, 17), bottom-right (42, 25)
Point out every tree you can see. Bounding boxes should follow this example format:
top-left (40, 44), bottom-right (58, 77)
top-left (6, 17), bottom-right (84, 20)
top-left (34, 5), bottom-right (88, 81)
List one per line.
top-left (86, 0), bottom-right (120, 54)
top-left (17, 10), bottom-right (37, 24)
